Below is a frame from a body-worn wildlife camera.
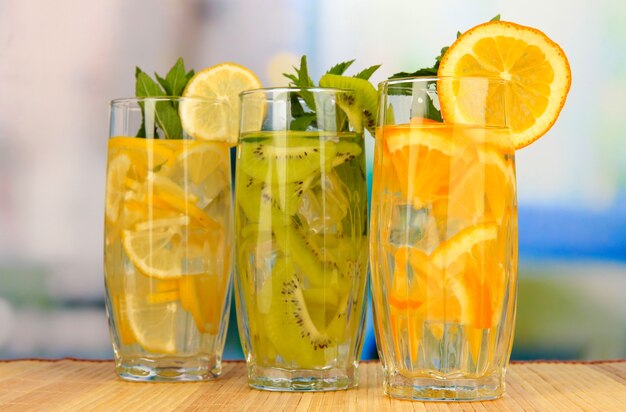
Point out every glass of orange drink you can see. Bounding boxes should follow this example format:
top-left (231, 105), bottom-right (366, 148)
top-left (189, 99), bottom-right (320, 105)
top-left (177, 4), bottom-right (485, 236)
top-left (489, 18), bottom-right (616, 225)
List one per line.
top-left (370, 77), bottom-right (517, 400)
top-left (370, 16), bottom-right (571, 401)
top-left (104, 97), bottom-right (233, 381)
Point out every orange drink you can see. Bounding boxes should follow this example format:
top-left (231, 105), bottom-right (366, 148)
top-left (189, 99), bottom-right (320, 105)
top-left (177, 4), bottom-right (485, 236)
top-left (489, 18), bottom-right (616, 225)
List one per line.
top-left (371, 95), bottom-right (516, 399)
top-left (370, 19), bottom-right (570, 401)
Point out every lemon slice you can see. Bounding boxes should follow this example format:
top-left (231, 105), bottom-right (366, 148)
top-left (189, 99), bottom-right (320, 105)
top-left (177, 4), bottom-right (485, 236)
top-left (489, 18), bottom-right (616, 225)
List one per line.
top-left (105, 154), bottom-right (131, 223)
top-left (145, 172), bottom-right (220, 230)
top-left (437, 20), bottom-right (571, 149)
top-left (122, 218), bottom-right (208, 279)
top-left (166, 141), bottom-right (227, 184)
top-left (122, 272), bottom-right (181, 354)
top-left (108, 136), bottom-right (174, 167)
top-left (181, 63), bottom-right (263, 145)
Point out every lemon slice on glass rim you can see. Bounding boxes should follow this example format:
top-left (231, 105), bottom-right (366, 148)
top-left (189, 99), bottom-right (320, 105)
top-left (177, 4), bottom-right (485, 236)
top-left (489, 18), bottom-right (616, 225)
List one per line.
top-left (179, 62), bottom-right (263, 146)
top-left (437, 20), bottom-right (572, 149)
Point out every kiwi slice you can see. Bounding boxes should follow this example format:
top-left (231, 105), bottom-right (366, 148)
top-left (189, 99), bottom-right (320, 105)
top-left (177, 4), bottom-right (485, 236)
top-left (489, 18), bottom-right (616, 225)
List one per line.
top-left (272, 217), bottom-right (331, 288)
top-left (260, 257), bottom-right (332, 368)
top-left (236, 171), bottom-right (315, 223)
top-left (319, 74), bottom-right (378, 135)
top-left (239, 135), bottom-right (337, 183)
top-left (332, 141), bottom-right (363, 168)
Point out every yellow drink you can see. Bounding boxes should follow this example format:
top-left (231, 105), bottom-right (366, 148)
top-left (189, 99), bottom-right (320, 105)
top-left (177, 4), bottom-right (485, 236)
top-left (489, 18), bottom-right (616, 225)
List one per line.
top-left (370, 121), bottom-right (517, 400)
top-left (104, 136), bottom-right (232, 381)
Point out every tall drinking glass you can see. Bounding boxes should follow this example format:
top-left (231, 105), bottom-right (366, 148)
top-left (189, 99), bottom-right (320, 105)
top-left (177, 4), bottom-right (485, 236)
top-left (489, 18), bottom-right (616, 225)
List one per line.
top-left (234, 88), bottom-right (368, 391)
top-left (370, 77), bottom-right (517, 400)
top-left (104, 97), bottom-right (233, 381)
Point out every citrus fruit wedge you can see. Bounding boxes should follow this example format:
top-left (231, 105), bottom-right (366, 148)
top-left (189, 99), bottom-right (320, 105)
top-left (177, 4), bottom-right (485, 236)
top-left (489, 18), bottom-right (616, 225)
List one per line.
top-left (437, 20), bottom-right (571, 149)
top-left (179, 273), bottom-right (224, 334)
top-left (166, 141), bottom-right (226, 184)
top-left (181, 63), bottom-right (263, 145)
top-left (383, 124), bottom-right (456, 209)
top-left (105, 153), bottom-right (131, 223)
top-left (428, 222), bottom-right (501, 328)
top-left (122, 217), bottom-right (209, 279)
top-left (431, 223), bottom-right (498, 271)
top-left (122, 273), bottom-right (181, 354)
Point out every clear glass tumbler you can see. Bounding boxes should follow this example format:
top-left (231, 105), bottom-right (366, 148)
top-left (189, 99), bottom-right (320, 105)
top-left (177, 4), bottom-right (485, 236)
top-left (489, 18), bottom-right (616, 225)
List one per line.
top-left (234, 88), bottom-right (369, 391)
top-left (104, 97), bottom-right (233, 381)
top-left (370, 77), bottom-right (517, 400)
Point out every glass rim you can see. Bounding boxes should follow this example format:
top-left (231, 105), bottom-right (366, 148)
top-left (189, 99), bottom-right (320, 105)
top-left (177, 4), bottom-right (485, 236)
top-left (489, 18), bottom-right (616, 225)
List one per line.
top-left (110, 96), bottom-right (221, 106)
top-left (240, 86), bottom-right (355, 97)
top-left (379, 75), bottom-right (510, 89)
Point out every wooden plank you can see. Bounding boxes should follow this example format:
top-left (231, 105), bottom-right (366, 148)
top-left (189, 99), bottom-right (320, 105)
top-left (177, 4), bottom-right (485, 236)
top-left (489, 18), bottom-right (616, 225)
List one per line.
top-left (0, 360), bottom-right (624, 411)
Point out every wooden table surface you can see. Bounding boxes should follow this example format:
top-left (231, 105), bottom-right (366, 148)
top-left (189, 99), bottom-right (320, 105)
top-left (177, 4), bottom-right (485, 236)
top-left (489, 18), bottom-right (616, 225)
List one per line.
top-left (0, 359), bottom-right (624, 411)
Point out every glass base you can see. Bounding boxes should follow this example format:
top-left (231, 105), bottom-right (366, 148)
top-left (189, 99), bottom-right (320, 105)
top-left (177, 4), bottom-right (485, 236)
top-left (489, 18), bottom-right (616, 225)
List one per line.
top-left (247, 364), bottom-right (358, 392)
top-left (115, 354), bottom-right (221, 382)
top-left (384, 371), bottom-right (504, 401)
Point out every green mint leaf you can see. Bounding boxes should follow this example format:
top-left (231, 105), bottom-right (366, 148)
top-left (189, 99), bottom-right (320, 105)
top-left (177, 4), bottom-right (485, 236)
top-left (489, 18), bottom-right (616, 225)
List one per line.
top-left (284, 55), bottom-right (315, 88)
top-left (295, 55), bottom-right (314, 87)
top-left (165, 58), bottom-right (189, 97)
top-left (326, 59), bottom-right (355, 75)
top-left (154, 100), bottom-right (183, 139)
top-left (155, 73), bottom-right (171, 95)
top-left (136, 123), bottom-right (147, 138)
top-left (135, 69), bottom-right (182, 139)
top-left (426, 96), bottom-right (443, 122)
top-left (136, 68), bottom-right (166, 98)
top-left (186, 69), bottom-right (195, 82)
top-left (354, 64), bottom-right (381, 80)
top-left (490, 14), bottom-right (501, 21)
top-left (135, 67), bottom-right (152, 137)
top-left (283, 56), bottom-right (316, 112)
top-left (389, 67), bottom-right (437, 79)
top-left (290, 93), bottom-right (306, 117)
top-left (285, 56), bottom-right (316, 112)
top-left (290, 113), bottom-right (317, 131)
top-left (283, 73), bottom-right (299, 85)
top-left (434, 46), bottom-right (449, 69)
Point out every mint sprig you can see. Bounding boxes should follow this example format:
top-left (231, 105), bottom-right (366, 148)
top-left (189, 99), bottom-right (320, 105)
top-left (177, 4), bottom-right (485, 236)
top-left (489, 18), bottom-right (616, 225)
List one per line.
top-left (282, 56), bottom-right (380, 131)
top-left (354, 64), bottom-right (382, 80)
top-left (134, 58), bottom-right (193, 139)
top-left (326, 60), bottom-right (355, 75)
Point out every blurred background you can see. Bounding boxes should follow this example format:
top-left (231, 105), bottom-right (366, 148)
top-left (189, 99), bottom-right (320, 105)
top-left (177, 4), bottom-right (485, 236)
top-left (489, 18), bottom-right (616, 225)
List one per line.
top-left (0, 0), bottom-right (624, 361)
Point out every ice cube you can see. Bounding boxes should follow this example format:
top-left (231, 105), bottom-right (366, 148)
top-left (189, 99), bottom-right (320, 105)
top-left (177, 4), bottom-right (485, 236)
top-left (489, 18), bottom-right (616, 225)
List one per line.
top-left (387, 203), bottom-right (439, 252)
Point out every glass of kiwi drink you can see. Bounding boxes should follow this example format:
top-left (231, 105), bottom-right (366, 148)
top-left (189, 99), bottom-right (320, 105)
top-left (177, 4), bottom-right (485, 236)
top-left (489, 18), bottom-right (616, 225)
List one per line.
top-left (234, 87), bottom-right (369, 391)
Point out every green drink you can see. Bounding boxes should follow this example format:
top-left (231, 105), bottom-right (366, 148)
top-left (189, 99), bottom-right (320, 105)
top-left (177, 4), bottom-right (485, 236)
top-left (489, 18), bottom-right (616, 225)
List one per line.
top-left (235, 89), bottom-right (368, 391)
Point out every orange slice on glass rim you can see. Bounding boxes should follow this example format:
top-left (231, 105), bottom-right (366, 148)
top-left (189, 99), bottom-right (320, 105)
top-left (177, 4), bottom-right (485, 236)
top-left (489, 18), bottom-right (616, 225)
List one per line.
top-left (437, 20), bottom-right (571, 149)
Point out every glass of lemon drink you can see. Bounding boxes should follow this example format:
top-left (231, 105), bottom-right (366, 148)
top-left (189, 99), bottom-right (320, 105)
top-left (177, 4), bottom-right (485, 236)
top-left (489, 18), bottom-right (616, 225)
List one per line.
top-left (234, 88), bottom-right (369, 391)
top-left (104, 96), bottom-right (233, 381)
top-left (370, 76), bottom-right (517, 400)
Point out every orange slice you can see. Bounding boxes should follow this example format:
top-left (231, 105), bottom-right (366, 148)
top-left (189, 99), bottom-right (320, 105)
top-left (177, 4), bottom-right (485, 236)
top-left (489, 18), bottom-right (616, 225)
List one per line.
top-left (438, 20), bottom-right (571, 149)
top-left (382, 123), bottom-right (456, 208)
top-left (179, 273), bottom-right (225, 334)
top-left (431, 223), bottom-right (498, 271)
